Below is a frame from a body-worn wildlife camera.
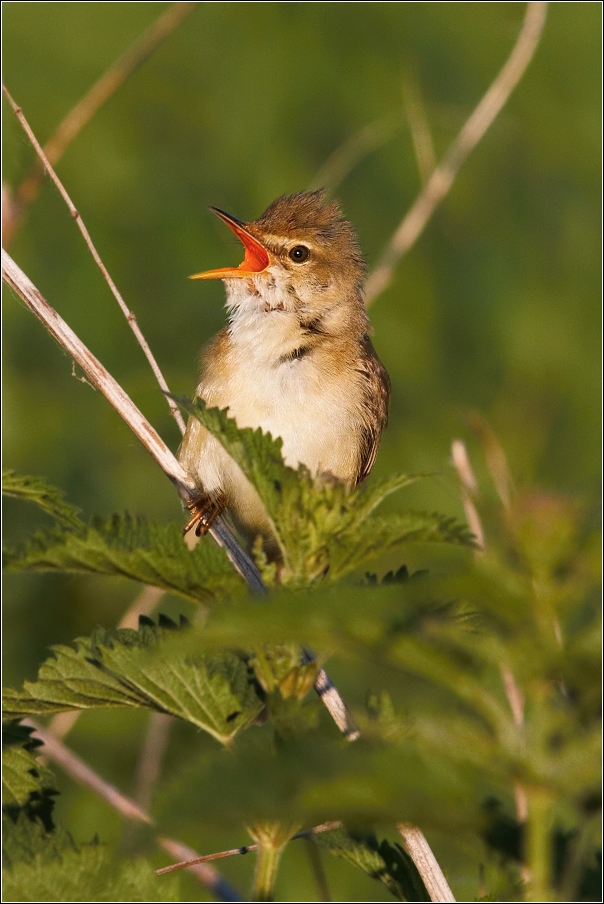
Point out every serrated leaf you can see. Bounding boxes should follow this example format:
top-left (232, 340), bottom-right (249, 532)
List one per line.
top-left (2, 748), bottom-right (49, 809)
top-left (2, 813), bottom-right (178, 902)
top-left (179, 398), bottom-right (469, 585)
top-left (3, 512), bottom-right (243, 603)
top-left (3, 621), bottom-right (264, 746)
top-left (2, 470), bottom-right (83, 529)
top-left (312, 828), bottom-right (430, 901)
top-left (2, 723), bottom-right (58, 812)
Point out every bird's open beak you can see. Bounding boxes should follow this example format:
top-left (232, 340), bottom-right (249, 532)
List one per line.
top-left (189, 207), bottom-right (270, 280)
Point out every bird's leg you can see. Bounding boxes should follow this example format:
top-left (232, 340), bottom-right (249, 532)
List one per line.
top-left (183, 491), bottom-right (226, 537)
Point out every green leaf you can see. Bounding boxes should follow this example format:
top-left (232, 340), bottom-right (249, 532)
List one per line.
top-left (2, 723), bottom-right (58, 820)
top-left (313, 828), bottom-right (430, 901)
top-left (179, 399), bottom-right (471, 585)
top-left (2, 813), bottom-right (178, 902)
top-left (3, 620), bottom-right (264, 746)
top-left (2, 470), bottom-right (83, 529)
top-left (3, 512), bottom-right (243, 603)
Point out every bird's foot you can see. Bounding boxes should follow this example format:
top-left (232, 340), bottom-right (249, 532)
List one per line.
top-left (183, 492), bottom-right (225, 537)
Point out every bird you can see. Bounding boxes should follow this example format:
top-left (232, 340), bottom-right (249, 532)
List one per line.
top-left (178, 189), bottom-right (390, 558)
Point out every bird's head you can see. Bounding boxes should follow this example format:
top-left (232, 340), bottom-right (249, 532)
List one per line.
top-left (190, 191), bottom-right (366, 327)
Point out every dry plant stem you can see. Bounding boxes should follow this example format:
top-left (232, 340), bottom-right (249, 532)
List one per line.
top-left (397, 824), bottom-right (456, 903)
top-left (157, 837), bottom-right (244, 903)
top-left (309, 112), bottom-right (401, 193)
top-left (2, 251), bottom-right (358, 735)
top-left (133, 712), bottom-right (174, 811)
top-left (500, 662), bottom-right (530, 835)
top-left (119, 584), bottom-right (167, 629)
top-left (4, 2), bottom-right (197, 246)
top-left (466, 411), bottom-right (515, 511)
top-left (451, 439), bottom-right (485, 554)
top-left (451, 439), bottom-right (529, 833)
top-left (2, 84), bottom-right (186, 436)
top-left (156, 822), bottom-right (342, 875)
top-left (302, 648), bottom-right (360, 741)
top-left (23, 719), bottom-right (241, 902)
top-left (2, 249), bottom-right (265, 592)
top-left (24, 719), bottom-right (152, 825)
top-left (365, 2), bottom-right (548, 306)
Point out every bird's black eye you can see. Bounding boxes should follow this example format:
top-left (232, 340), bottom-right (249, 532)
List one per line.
top-left (289, 245), bottom-right (310, 263)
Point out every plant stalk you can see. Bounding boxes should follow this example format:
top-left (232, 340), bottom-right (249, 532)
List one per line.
top-left (525, 787), bottom-right (554, 901)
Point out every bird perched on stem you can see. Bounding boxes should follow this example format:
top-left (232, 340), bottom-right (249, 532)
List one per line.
top-left (179, 190), bottom-right (390, 557)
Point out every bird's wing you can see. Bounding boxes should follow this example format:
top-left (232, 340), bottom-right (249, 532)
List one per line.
top-left (355, 336), bottom-right (391, 485)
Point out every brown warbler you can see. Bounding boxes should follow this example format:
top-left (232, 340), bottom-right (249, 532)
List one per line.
top-left (179, 190), bottom-right (390, 557)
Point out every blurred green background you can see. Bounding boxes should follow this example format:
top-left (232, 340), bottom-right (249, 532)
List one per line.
top-left (2, 2), bottom-right (600, 898)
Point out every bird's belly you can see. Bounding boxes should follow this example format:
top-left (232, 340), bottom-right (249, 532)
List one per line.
top-left (203, 357), bottom-right (361, 482)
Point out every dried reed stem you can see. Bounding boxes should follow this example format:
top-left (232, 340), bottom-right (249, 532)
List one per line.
top-left (397, 823), bottom-right (456, 902)
top-left (366, 2), bottom-right (548, 306)
top-left (23, 719), bottom-right (241, 901)
top-left (3, 84), bottom-right (186, 435)
top-left (156, 822), bottom-right (342, 875)
top-left (1, 249), bottom-right (265, 592)
top-left (4, 3), bottom-right (197, 245)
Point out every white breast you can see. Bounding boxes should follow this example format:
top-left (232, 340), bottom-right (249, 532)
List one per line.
top-left (200, 280), bottom-right (362, 481)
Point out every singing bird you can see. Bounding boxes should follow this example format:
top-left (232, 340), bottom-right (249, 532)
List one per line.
top-left (179, 190), bottom-right (390, 556)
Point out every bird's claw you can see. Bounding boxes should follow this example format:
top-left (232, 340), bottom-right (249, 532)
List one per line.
top-left (183, 493), bottom-right (225, 537)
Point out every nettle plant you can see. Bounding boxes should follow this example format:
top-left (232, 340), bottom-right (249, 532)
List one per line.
top-left (2, 406), bottom-right (600, 902)
top-left (2, 5), bottom-right (600, 901)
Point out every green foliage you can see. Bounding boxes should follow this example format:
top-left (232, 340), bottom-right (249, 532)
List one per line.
top-left (3, 509), bottom-right (243, 604)
top-left (312, 828), bottom-right (430, 902)
top-left (2, 724), bottom-right (57, 821)
top-left (2, 813), bottom-right (179, 902)
top-left (179, 398), bottom-right (473, 585)
top-left (3, 435), bottom-right (601, 900)
top-left (3, 618), bottom-right (264, 747)
top-left (2, 470), bottom-right (83, 529)
top-left (3, 3), bottom-right (600, 899)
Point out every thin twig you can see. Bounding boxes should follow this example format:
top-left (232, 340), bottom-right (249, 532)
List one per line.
top-left (2, 251), bottom-right (359, 736)
top-left (3, 84), bottom-right (187, 436)
top-left (397, 823), bottom-right (456, 902)
top-left (23, 719), bottom-right (242, 902)
top-left (1, 249), bottom-right (265, 592)
top-left (119, 584), bottom-right (167, 629)
top-left (303, 648), bottom-right (360, 741)
top-left (365, 2), bottom-right (548, 306)
top-left (451, 435), bottom-right (528, 836)
top-left (309, 113), bottom-right (401, 194)
top-left (466, 410), bottom-right (515, 511)
top-left (24, 718), bottom-right (152, 825)
top-left (3, 3), bottom-right (197, 246)
top-left (499, 662), bottom-right (530, 837)
top-left (451, 439), bottom-right (485, 554)
top-left (157, 837), bottom-right (244, 903)
top-left (156, 822), bottom-right (342, 875)
top-left (133, 712), bottom-right (174, 812)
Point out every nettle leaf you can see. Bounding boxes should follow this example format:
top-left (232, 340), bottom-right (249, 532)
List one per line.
top-left (311, 828), bottom-right (430, 901)
top-left (180, 399), bottom-right (471, 585)
top-left (3, 620), bottom-right (264, 746)
top-left (2, 470), bottom-right (83, 529)
top-left (2, 813), bottom-right (178, 902)
top-left (3, 512), bottom-right (243, 603)
top-left (2, 723), bottom-right (58, 827)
